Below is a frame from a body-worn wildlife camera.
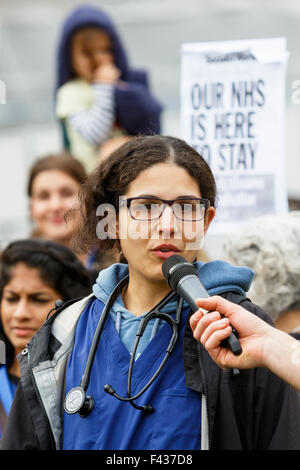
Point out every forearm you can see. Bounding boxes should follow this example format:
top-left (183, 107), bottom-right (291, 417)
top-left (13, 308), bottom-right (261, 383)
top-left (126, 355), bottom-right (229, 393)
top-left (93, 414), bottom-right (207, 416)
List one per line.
top-left (67, 82), bottom-right (115, 145)
top-left (262, 327), bottom-right (300, 391)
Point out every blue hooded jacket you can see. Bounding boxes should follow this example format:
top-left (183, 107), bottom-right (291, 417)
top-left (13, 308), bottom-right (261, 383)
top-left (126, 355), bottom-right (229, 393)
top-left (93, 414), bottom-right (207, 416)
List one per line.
top-left (56, 5), bottom-right (163, 136)
top-left (92, 260), bottom-right (254, 357)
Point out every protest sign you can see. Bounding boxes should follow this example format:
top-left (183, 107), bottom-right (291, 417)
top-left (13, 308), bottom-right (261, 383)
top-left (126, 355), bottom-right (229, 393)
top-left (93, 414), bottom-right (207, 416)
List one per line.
top-left (181, 38), bottom-right (289, 233)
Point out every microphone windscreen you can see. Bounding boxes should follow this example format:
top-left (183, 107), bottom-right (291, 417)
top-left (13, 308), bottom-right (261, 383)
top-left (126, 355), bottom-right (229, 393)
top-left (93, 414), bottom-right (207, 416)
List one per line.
top-left (162, 255), bottom-right (198, 291)
top-left (161, 254), bottom-right (185, 278)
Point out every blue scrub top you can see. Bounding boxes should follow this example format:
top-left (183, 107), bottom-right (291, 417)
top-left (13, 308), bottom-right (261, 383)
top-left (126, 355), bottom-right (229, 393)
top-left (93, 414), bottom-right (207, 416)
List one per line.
top-left (0, 365), bottom-right (17, 438)
top-left (63, 298), bottom-right (202, 450)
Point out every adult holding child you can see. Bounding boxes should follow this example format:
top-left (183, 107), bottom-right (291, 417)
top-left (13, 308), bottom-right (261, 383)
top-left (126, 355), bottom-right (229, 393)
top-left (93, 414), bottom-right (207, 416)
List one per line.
top-left (55, 5), bottom-right (163, 172)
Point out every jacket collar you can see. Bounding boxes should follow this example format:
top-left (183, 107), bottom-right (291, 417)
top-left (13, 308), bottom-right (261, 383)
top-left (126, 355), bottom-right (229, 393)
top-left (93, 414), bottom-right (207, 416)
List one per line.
top-left (17, 295), bottom-right (94, 449)
top-left (183, 313), bottom-right (221, 447)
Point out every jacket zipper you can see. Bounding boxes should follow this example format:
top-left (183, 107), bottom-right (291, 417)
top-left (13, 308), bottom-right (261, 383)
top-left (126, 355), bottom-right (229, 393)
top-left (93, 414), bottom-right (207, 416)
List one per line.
top-left (26, 347), bottom-right (56, 449)
top-left (196, 342), bottom-right (212, 450)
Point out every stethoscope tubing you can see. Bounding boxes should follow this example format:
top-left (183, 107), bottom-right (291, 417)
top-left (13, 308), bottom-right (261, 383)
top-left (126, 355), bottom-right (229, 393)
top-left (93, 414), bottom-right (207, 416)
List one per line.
top-left (80, 275), bottom-right (130, 391)
top-left (65, 273), bottom-right (184, 416)
top-left (124, 311), bottom-right (179, 400)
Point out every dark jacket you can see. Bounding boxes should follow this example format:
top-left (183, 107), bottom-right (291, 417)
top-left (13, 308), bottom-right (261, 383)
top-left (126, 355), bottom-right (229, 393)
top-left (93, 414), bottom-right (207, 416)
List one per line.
top-left (56, 5), bottom-right (163, 137)
top-left (1, 291), bottom-right (300, 450)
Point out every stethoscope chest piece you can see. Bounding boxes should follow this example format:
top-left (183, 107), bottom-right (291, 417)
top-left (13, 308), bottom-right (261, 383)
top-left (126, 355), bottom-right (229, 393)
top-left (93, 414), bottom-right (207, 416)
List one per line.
top-left (64, 387), bottom-right (94, 418)
top-left (63, 275), bottom-right (183, 418)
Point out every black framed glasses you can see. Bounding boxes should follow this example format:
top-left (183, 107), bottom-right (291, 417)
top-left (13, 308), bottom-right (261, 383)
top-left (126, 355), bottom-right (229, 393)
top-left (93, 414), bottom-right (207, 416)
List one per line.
top-left (119, 196), bottom-right (210, 221)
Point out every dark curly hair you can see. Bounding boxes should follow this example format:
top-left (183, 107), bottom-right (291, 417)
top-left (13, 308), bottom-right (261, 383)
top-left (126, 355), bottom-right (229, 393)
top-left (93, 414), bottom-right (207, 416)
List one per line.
top-left (0, 239), bottom-right (92, 368)
top-left (71, 135), bottom-right (217, 255)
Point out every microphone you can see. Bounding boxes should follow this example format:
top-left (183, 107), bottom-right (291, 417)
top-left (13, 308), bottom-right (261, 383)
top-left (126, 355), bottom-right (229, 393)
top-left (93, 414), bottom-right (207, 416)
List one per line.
top-left (162, 254), bottom-right (242, 356)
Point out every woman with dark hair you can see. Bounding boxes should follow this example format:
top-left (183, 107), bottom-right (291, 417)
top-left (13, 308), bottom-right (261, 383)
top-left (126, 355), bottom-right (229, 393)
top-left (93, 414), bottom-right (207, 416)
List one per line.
top-left (0, 239), bottom-right (92, 437)
top-left (1, 135), bottom-right (300, 450)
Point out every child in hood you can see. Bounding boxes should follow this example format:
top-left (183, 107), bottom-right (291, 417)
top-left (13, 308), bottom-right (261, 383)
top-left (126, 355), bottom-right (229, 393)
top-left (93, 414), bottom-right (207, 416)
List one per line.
top-left (55, 5), bottom-right (163, 172)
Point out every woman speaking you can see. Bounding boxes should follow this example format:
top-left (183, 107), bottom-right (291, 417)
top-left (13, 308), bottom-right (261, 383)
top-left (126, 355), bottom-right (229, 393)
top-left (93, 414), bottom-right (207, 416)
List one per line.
top-left (1, 135), bottom-right (300, 450)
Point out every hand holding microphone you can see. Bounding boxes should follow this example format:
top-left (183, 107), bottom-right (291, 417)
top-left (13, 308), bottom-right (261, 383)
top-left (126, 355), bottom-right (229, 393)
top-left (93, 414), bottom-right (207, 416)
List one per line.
top-left (162, 255), bottom-right (242, 356)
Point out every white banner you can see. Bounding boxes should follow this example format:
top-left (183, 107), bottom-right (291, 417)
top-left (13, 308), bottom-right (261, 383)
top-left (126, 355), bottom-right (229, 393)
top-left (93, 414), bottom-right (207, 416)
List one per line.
top-left (181, 38), bottom-right (289, 233)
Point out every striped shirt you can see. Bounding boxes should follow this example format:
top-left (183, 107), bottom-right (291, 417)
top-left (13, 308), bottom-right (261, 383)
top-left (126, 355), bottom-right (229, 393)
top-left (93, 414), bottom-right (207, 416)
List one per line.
top-left (66, 82), bottom-right (115, 145)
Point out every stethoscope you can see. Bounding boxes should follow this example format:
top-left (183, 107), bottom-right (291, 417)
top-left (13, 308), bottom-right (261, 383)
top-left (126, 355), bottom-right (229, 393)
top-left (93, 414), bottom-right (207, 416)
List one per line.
top-left (64, 274), bottom-right (184, 418)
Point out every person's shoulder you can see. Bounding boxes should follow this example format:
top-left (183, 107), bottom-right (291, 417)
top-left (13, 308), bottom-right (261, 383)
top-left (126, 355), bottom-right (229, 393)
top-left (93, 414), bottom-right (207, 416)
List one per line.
top-left (57, 78), bottom-right (91, 94)
top-left (56, 79), bottom-right (93, 117)
top-left (220, 291), bottom-right (273, 325)
top-left (29, 294), bottom-right (96, 361)
top-left (51, 294), bottom-right (95, 328)
top-left (126, 68), bottom-right (149, 87)
top-left (31, 294), bottom-right (95, 347)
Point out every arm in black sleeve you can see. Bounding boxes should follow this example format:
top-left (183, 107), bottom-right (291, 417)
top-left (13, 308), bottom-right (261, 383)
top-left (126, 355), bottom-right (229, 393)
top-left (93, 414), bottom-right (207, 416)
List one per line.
top-left (254, 361), bottom-right (300, 449)
top-left (0, 383), bottom-right (40, 450)
top-left (224, 293), bottom-right (300, 449)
